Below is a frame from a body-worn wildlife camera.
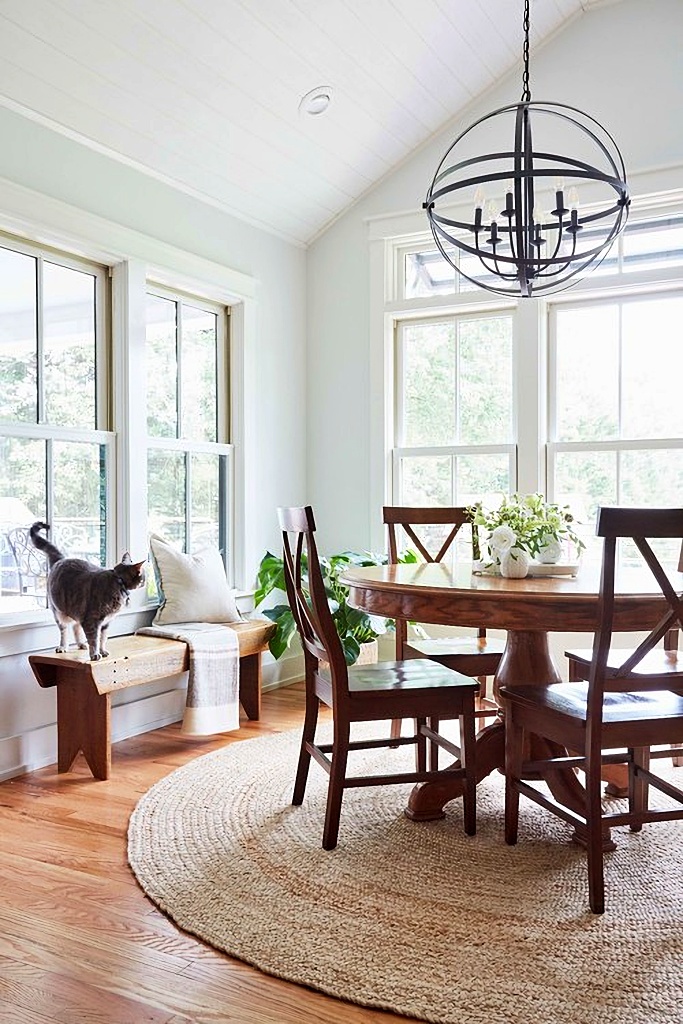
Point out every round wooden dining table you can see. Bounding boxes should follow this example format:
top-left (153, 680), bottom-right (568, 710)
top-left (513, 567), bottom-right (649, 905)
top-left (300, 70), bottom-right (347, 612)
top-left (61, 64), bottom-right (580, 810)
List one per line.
top-left (340, 561), bottom-right (672, 835)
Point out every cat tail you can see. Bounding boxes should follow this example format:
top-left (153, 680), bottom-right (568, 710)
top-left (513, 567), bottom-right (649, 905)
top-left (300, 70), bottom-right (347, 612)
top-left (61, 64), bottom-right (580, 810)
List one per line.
top-left (29, 522), bottom-right (64, 567)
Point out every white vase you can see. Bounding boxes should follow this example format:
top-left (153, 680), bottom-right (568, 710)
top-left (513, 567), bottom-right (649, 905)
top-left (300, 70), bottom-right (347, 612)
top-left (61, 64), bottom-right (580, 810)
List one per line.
top-left (499, 547), bottom-right (530, 579)
top-left (355, 638), bottom-right (379, 665)
top-left (537, 538), bottom-right (562, 564)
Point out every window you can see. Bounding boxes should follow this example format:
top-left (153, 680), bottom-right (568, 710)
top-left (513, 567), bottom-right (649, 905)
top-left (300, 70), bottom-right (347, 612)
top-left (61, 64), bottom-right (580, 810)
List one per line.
top-left (548, 289), bottom-right (683, 567)
top-left (145, 288), bottom-right (232, 566)
top-left (385, 199), bottom-right (683, 568)
top-left (0, 237), bottom-right (111, 610)
top-left (393, 312), bottom-right (515, 508)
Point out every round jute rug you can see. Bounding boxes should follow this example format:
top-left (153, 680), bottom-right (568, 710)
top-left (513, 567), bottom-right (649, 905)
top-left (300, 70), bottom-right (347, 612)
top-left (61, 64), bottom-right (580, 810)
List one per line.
top-left (128, 726), bottom-right (683, 1024)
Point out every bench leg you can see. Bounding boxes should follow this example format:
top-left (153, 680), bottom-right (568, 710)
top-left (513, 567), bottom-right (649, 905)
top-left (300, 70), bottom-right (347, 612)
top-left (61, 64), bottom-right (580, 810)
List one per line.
top-left (56, 675), bottom-right (111, 780)
top-left (239, 653), bottom-right (262, 721)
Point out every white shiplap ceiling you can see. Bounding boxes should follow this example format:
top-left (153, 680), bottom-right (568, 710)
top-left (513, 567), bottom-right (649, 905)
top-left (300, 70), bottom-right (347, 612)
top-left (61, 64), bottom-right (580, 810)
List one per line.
top-left (0, 0), bottom-right (611, 246)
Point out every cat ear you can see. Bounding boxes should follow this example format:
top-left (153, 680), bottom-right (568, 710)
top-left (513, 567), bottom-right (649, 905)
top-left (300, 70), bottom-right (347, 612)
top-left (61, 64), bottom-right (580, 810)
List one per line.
top-left (121, 552), bottom-right (132, 564)
top-left (132, 559), bottom-right (146, 572)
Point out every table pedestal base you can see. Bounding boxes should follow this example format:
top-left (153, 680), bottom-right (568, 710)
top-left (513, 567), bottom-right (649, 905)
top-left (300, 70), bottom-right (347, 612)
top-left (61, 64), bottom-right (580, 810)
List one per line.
top-left (406, 629), bottom-right (616, 850)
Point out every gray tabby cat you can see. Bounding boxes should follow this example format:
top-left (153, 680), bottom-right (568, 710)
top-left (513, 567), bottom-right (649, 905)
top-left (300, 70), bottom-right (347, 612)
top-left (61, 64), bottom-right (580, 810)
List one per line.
top-left (30, 522), bottom-right (145, 660)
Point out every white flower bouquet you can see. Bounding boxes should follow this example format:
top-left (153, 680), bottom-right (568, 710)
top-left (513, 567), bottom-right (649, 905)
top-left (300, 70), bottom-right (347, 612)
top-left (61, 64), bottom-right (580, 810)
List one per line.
top-left (469, 493), bottom-right (585, 575)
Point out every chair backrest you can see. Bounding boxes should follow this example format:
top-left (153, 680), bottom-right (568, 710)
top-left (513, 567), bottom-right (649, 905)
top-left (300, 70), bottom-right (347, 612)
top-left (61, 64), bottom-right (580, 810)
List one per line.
top-left (383, 506), bottom-right (477, 564)
top-left (277, 505), bottom-right (349, 697)
top-left (588, 507), bottom-right (683, 706)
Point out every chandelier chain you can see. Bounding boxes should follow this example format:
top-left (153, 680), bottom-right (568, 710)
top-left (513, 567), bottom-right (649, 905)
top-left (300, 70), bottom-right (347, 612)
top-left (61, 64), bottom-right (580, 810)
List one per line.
top-left (522, 0), bottom-right (531, 102)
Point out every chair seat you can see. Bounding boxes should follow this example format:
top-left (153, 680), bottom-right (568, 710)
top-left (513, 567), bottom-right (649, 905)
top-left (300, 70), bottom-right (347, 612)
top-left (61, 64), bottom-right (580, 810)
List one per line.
top-left (501, 681), bottom-right (683, 724)
top-left (348, 658), bottom-right (479, 694)
top-left (566, 647), bottom-right (683, 676)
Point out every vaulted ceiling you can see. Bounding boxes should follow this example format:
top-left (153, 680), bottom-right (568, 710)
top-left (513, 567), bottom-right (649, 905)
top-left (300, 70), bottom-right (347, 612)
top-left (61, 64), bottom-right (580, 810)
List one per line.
top-left (0, 0), bottom-right (614, 245)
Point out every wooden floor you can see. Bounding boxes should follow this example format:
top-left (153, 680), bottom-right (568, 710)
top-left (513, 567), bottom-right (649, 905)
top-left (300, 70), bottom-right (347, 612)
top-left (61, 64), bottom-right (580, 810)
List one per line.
top-left (0, 683), bottom-right (414, 1024)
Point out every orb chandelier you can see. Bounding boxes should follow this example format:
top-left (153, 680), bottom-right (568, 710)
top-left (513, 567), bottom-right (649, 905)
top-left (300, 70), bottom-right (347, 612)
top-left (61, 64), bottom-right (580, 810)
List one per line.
top-left (423, 0), bottom-right (630, 297)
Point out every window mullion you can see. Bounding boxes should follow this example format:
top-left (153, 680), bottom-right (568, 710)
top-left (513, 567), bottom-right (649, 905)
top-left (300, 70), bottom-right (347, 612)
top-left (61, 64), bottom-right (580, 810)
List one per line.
top-left (185, 451), bottom-right (192, 552)
top-left (45, 437), bottom-right (53, 528)
top-left (176, 301), bottom-right (183, 440)
top-left (453, 316), bottom-right (460, 446)
top-left (36, 257), bottom-right (45, 424)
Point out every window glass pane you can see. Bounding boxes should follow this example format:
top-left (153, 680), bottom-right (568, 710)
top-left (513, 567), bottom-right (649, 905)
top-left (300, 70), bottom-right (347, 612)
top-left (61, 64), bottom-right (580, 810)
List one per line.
top-left (146, 295), bottom-right (178, 438)
top-left (182, 304), bottom-right (217, 442)
top-left (43, 262), bottom-right (96, 429)
top-left (623, 217), bottom-right (683, 274)
top-left (0, 437), bottom-right (46, 525)
top-left (0, 247), bottom-right (37, 424)
top-left (53, 441), bottom-right (106, 565)
top-left (0, 438), bottom-right (46, 603)
top-left (404, 250), bottom-right (455, 298)
top-left (456, 454), bottom-right (511, 506)
top-left (148, 449), bottom-right (186, 548)
top-left (402, 321), bottom-right (455, 445)
top-left (553, 450), bottom-right (617, 542)
top-left (620, 449), bottom-right (683, 508)
top-left (399, 456), bottom-right (451, 506)
top-left (458, 316), bottom-right (513, 444)
top-left (191, 452), bottom-right (221, 551)
top-left (458, 252), bottom-right (501, 292)
top-left (622, 297), bottom-right (683, 438)
top-left (555, 305), bottom-right (619, 441)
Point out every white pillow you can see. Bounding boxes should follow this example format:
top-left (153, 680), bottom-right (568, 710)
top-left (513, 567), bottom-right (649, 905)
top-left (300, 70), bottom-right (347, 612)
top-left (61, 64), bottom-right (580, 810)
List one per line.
top-left (149, 534), bottom-right (241, 625)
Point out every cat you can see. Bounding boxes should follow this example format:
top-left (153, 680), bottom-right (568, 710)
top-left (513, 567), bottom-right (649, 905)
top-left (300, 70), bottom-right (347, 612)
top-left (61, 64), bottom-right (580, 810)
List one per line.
top-left (30, 522), bottom-right (146, 661)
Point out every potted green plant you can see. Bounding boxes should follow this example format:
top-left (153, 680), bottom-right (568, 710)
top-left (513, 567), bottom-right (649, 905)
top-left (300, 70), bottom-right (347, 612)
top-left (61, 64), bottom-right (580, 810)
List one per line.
top-left (255, 548), bottom-right (416, 665)
top-left (469, 492), bottom-right (585, 577)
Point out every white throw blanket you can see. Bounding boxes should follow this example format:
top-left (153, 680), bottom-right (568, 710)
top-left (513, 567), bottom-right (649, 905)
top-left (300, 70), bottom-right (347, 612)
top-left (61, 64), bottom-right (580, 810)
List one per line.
top-left (137, 622), bottom-right (240, 736)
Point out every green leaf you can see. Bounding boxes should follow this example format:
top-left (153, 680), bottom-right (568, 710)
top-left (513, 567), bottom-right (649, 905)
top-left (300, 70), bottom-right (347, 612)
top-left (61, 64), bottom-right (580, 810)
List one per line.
top-left (254, 551), bottom-right (286, 607)
top-left (341, 635), bottom-right (361, 665)
top-left (262, 605), bottom-right (297, 659)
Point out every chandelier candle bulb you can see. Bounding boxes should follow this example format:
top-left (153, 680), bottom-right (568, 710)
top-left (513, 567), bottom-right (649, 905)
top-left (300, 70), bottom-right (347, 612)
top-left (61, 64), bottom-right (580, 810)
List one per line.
top-left (553, 190), bottom-right (569, 217)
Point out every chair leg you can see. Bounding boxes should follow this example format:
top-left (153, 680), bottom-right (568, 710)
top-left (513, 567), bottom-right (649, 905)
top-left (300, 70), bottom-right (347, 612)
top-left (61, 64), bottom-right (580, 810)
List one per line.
top-left (389, 717), bottom-right (402, 748)
top-left (415, 717), bottom-right (427, 772)
top-left (504, 712), bottom-right (523, 845)
top-left (629, 746), bottom-right (650, 833)
top-left (586, 761), bottom-right (606, 915)
top-left (292, 689), bottom-right (319, 806)
top-left (322, 719), bottom-right (350, 851)
top-left (459, 701), bottom-right (476, 836)
top-left (428, 716), bottom-right (440, 770)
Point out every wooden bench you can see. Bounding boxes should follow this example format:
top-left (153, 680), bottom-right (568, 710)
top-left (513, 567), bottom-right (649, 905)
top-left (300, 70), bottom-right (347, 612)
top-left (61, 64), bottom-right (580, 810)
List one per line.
top-left (28, 619), bottom-right (276, 781)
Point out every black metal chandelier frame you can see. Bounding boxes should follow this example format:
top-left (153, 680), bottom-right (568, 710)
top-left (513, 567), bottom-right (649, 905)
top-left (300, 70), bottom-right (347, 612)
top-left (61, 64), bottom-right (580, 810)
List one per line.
top-left (423, 0), bottom-right (630, 297)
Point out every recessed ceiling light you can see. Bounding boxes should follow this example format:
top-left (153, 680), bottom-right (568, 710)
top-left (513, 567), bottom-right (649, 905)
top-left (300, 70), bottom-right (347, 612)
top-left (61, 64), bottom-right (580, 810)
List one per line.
top-left (299, 86), bottom-right (332, 116)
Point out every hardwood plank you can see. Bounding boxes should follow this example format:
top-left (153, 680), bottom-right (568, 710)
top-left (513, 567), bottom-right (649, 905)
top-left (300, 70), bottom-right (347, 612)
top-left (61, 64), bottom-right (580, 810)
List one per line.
top-left (0, 995), bottom-right (56, 1023)
top-left (0, 956), bottom-right (174, 1024)
top-left (0, 683), bottom-right (407, 1024)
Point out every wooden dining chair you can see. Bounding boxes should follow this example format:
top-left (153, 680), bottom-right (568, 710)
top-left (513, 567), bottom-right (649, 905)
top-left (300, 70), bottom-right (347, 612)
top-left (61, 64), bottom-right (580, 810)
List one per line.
top-left (278, 505), bottom-right (479, 849)
top-left (566, 537), bottom-right (682, 676)
top-left (384, 506), bottom-right (504, 756)
top-left (565, 538), bottom-right (683, 778)
top-left (500, 506), bottom-right (683, 914)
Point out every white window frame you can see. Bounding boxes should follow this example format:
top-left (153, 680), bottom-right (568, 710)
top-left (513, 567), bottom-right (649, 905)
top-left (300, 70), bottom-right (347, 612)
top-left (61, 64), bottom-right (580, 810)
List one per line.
top-left (0, 180), bottom-right (255, 650)
top-left (368, 187), bottom-right (683, 553)
top-left (0, 237), bottom-right (115, 611)
top-left (392, 312), bottom-right (517, 506)
top-left (145, 282), bottom-right (235, 574)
